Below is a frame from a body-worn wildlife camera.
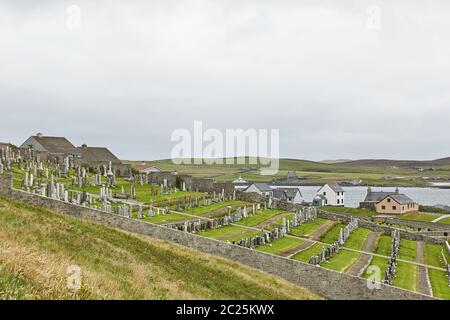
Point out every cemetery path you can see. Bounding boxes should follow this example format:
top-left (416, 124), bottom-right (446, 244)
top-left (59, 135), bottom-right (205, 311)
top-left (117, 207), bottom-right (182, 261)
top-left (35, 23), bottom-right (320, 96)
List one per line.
top-left (310, 221), bottom-right (337, 240)
top-left (346, 232), bottom-right (380, 277)
top-left (416, 241), bottom-right (433, 296)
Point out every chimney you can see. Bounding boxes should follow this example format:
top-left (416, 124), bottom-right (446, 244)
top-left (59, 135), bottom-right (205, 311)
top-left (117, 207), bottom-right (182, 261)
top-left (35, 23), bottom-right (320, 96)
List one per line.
top-left (395, 187), bottom-right (399, 194)
top-left (36, 132), bottom-right (43, 138)
top-left (367, 186), bottom-right (372, 194)
top-left (81, 144), bottom-right (87, 149)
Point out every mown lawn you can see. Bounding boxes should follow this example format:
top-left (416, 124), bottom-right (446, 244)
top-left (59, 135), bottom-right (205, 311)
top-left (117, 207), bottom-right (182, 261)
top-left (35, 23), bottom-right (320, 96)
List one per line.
top-left (256, 237), bottom-right (304, 255)
top-left (398, 239), bottom-right (417, 262)
top-left (289, 218), bottom-right (330, 238)
top-left (362, 256), bottom-right (389, 281)
top-left (438, 217), bottom-right (450, 224)
top-left (0, 196), bottom-right (321, 300)
top-left (183, 200), bottom-right (248, 216)
top-left (393, 261), bottom-right (417, 292)
top-left (374, 235), bottom-right (392, 256)
top-left (424, 243), bottom-right (450, 300)
top-left (343, 228), bottom-right (372, 251)
top-left (319, 223), bottom-right (345, 244)
top-left (321, 206), bottom-right (376, 216)
top-left (236, 209), bottom-right (287, 227)
top-left (197, 225), bottom-right (250, 240)
top-left (291, 243), bottom-right (323, 263)
top-left (322, 250), bottom-right (361, 273)
top-left (398, 213), bottom-right (439, 222)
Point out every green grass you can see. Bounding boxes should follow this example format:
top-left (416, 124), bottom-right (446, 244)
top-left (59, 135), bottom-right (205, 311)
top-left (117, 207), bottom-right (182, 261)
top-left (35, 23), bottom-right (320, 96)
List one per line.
top-left (428, 269), bottom-right (450, 300)
top-left (393, 261), bottom-right (417, 292)
top-left (183, 200), bottom-right (248, 216)
top-left (343, 228), bottom-right (372, 251)
top-left (321, 206), bottom-right (376, 216)
top-left (398, 239), bottom-right (417, 262)
top-left (140, 213), bottom-right (190, 224)
top-left (319, 223), bottom-right (345, 244)
top-left (236, 209), bottom-right (289, 228)
top-left (291, 243), bottom-right (323, 263)
top-left (289, 218), bottom-right (330, 238)
top-left (398, 213), bottom-right (439, 222)
top-left (362, 256), bottom-right (389, 280)
top-left (438, 217), bottom-right (450, 224)
top-left (197, 225), bottom-right (250, 240)
top-left (0, 195), bottom-right (321, 300)
top-left (423, 243), bottom-right (450, 300)
top-left (256, 237), bottom-right (304, 255)
top-left (374, 235), bottom-right (392, 256)
top-left (322, 250), bottom-right (361, 273)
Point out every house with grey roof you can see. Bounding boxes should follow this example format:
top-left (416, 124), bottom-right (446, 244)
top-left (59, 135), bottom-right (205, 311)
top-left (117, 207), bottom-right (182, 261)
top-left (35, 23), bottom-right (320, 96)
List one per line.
top-left (244, 183), bottom-right (274, 197)
top-left (20, 133), bottom-right (81, 162)
top-left (76, 144), bottom-right (131, 177)
top-left (359, 187), bottom-right (418, 215)
top-left (272, 187), bottom-right (303, 204)
top-left (316, 183), bottom-right (345, 206)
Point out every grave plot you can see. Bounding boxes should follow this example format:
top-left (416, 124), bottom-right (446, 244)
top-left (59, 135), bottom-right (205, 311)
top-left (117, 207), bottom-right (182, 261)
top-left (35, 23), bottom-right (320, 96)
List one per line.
top-left (288, 218), bottom-right (334, 238)
top-left (236, 210), bottom-right (293, 229)
top-left (424, 243), bottom-right (450, 300)
top-left (392, 261), bottom-right (418, 292)
top-left (255, 236), bottom-right (305, 256)
top-left (291, 243), bottom-right (323, 263)
top-left (181, 200), bottom-right (250, 217)
top-left (398, 239), bottom-right (418, 263)
top-left (198, 225), bottom-right (252, 241)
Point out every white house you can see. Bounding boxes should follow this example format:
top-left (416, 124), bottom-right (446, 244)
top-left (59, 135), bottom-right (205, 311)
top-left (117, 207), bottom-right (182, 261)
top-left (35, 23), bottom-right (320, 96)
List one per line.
top-left (244, 183), bottom-right (274, 197)
top-left (316, 183), bottom-right (345, 206)
top-left (272, 187), bottom-right (303, 204)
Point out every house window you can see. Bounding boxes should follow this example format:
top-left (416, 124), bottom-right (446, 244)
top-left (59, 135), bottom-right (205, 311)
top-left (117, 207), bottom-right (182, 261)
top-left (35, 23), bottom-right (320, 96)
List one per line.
top-left (337, 199), bottom-right (340, 204)
top-left (382, 205), bottom-right (386, 210)
top-left (323, 192), bottom-right (326, 195)
top-left (387, 198), bottom-right (391, 203)
top-left (393, 206), bottom-right (397, 210)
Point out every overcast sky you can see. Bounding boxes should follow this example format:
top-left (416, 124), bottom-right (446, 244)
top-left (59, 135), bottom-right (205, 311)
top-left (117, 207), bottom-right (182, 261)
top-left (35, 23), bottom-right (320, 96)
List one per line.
top-left (1, 1), bottom-right (450, 161)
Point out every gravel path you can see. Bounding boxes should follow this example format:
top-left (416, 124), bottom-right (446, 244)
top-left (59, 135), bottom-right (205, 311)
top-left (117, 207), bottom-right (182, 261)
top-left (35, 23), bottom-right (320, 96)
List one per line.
top-left (346, 232), bottom-right (380, 277)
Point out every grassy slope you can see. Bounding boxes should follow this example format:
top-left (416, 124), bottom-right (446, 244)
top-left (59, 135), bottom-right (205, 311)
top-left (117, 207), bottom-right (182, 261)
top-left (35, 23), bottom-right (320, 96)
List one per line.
top-left (0, 196), bottom-right (321, 300)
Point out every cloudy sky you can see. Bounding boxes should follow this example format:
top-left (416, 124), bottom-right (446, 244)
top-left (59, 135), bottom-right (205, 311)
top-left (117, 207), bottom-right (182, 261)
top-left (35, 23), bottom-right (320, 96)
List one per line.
top-left (1, 0), bottom-right (449, 161)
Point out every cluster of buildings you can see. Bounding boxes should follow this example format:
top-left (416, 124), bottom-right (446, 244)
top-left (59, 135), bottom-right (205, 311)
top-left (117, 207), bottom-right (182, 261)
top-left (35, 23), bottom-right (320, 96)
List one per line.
top-left (241, 179), bottom-right (419, 215)
top-left (1, 133), bottom-right (132, 176)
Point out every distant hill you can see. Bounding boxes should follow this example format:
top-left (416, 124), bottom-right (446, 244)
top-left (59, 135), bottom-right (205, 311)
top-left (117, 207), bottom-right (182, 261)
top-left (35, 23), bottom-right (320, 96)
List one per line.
top-left (339, 157), bottom-right (450, 167)
top-left (320, 159), bottom-right (353, 164)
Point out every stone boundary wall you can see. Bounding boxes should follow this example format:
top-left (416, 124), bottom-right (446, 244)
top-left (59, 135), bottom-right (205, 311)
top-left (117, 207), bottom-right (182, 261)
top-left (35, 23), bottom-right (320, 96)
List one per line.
top-left (0, 173), bottom-right (434, 300)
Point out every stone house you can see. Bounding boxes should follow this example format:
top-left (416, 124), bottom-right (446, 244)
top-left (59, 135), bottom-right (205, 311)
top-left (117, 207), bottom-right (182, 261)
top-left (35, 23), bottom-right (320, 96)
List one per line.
top-left (19, 133), bottom-right (82, 162)
top-left (76, 144), bottom-right (131, 177)
top-left (244, 183), bottom-right (274, 197)
top-left (272, 187), bottom-right (303, 204)
top-left (359, 187), bottom-right (419, 215)
top-left (316, 183), bottom-right (345, 206)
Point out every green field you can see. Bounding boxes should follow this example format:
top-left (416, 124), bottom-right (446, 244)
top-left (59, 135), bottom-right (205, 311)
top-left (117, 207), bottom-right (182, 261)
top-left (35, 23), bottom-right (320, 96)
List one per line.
top-left (438, 217), bottom-right (450, 224)
top-left (424, 243), bottom-right (450, 300)
top-left (182, 200), bottom-right (248, 216)
top-left (362, 256), bottom-right (389, 280)
top-left (135, 157), bottom-right (450, 187)
top-left (236, 209), bottom-right (287, 227)
top-left (374, 235), bottom-right (392, 256)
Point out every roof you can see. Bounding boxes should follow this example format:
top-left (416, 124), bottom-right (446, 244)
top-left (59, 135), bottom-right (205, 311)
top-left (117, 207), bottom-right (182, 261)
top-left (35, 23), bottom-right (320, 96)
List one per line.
top-left (132, 163), bottom-right (162, 172)
top-left (77, 146), bottom-right (122, 164)
top-left (318, 183), bottom-right (344, 193)
top-left (30, 135), bottom-right (79, 154)
top-left (246, 183), bottom-right (273, 192)
top-left (272, 188), bottom-right (301, 200)
top-left (363, 191), bottom-right (416, 205)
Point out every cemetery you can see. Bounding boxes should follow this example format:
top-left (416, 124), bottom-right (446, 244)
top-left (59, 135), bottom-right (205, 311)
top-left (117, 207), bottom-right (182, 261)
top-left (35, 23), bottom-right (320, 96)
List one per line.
top-left (1, 144), bottom-right (450, 300)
